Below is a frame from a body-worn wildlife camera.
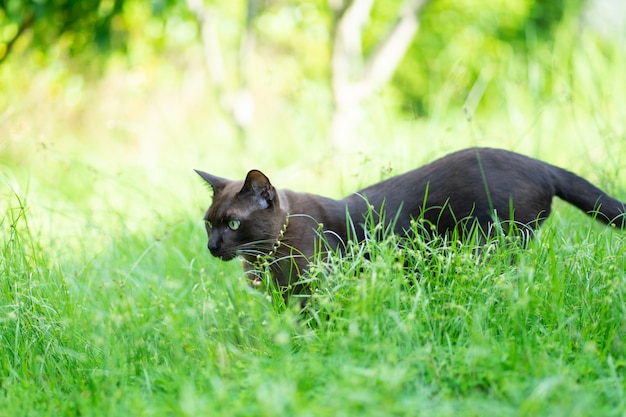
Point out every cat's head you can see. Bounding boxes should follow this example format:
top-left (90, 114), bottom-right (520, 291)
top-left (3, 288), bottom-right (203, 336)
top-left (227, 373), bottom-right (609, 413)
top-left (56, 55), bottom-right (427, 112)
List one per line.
top-left (195, 169), bottom-right (286, 261)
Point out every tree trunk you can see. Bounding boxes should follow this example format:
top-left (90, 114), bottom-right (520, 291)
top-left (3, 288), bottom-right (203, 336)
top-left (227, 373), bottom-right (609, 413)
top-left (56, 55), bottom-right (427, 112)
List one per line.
top-left (186, 0), bottom-right (256, 142)
top-left (329, 0), bottom-right (429, 147)
top-left (0, 12), bottom-right (34, 65)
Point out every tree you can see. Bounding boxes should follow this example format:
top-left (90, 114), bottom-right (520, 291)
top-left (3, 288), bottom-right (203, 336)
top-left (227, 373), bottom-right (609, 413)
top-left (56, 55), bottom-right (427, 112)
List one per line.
top-left (0, 0), bottom-right (125, 65)
top-left (186, 0), bottom-right (257, 142)
top-left (184, 0), bottom-right (430, 145)
top-left (329, 0), bottom-right (430, 146)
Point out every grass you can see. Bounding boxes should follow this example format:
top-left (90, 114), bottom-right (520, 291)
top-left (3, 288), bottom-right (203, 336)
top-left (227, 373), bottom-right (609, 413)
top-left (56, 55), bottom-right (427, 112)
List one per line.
top-left (2, 186), bottom-right (626, 416)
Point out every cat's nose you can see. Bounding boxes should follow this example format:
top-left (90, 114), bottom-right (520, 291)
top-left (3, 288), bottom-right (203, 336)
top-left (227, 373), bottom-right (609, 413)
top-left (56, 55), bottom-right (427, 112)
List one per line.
top-left (208, 240), bottom-right (219, 253)
top-left (208, 233), bottom-right (221, 253)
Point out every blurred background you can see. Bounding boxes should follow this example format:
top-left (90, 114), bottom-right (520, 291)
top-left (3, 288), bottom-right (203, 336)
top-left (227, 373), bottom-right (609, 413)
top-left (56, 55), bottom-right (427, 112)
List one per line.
top-left (1, 0), bottom-right (625, 255)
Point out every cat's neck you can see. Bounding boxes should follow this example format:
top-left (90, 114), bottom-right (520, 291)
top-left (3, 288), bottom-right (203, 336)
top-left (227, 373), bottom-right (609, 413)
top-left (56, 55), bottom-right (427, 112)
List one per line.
top-left (280, 190), bottom-right (344, 226)
top-left (255, 212), bottom-right (290, 268)
top-left (277, 189), bottom-right (365, 252)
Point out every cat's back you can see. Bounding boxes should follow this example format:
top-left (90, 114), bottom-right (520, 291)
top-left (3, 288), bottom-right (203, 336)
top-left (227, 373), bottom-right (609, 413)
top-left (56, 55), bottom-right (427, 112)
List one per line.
top-left (409, 147), bottom-right (548, 176)
top-left (345, 147), bottom-right (555, 210)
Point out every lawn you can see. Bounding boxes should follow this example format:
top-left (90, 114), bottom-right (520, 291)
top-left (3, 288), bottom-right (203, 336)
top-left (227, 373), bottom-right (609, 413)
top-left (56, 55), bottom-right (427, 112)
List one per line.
top-left (2, 170), bottom-right (626, 417)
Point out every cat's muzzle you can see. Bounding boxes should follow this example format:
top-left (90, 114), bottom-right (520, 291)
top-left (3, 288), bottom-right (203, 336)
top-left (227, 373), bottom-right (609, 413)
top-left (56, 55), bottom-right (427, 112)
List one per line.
top-left (208, 246), bottom-right (237, 261)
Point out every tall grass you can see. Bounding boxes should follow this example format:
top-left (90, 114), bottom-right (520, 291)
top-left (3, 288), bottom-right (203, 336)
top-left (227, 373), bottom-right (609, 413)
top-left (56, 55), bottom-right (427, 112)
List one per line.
top-left (2, 184), bottom-right (626, 415)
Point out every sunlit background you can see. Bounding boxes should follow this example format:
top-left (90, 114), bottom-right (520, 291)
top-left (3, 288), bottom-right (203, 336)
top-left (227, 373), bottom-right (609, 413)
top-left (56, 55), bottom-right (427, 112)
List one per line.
top-left (1, 0), bottom-right (625, 250)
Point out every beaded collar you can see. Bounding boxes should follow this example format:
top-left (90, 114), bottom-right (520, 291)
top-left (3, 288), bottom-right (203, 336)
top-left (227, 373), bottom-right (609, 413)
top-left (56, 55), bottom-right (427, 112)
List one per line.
top-left (255, 214), bottom-right (289, 269)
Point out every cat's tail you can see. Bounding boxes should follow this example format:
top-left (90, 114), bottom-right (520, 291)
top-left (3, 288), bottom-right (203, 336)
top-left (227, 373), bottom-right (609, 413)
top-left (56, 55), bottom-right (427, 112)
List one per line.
top-left (552, 166), bottom-right (626, 228)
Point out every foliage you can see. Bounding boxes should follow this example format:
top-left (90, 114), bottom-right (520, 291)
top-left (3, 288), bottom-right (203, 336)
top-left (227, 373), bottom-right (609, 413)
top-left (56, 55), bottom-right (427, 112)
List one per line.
top-left (1, 0), bottom-right (122, 64)
top-left (0, 0), bottom-right (192, 68)
top-left (392, 0), bottom-right (587, 115)
top-left (2, 187), bottom-right (626, 416)
top-left (1, 0), bottom-right (589, 113)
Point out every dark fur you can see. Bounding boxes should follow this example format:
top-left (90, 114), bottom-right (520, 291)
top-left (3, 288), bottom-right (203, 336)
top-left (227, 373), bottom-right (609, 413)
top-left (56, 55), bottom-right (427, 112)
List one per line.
top-left (196, 148), bottom-right (625, 294)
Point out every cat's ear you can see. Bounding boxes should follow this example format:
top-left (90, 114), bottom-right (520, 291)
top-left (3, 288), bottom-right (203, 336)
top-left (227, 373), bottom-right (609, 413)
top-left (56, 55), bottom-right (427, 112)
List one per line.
top-left (194, 169), bottom-right (228, 194)
top-left (239, 170), bottom-right (275, 209)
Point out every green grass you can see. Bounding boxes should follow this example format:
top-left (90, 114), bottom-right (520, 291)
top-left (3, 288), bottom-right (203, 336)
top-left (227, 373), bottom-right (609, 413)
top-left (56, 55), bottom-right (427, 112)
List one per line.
top-left (2, 186), bottom-right (626, 416)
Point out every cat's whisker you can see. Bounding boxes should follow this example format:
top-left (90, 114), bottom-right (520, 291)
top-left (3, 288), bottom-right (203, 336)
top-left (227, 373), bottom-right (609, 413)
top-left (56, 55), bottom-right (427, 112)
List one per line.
top-left (320, 229), bottom-right (346, 249)
top-left (286, 213), bottom-right (319, 222)
top-left (239, 240), bottom-right (275, 249)
top-left (237, 249), bottom-right (271, 259)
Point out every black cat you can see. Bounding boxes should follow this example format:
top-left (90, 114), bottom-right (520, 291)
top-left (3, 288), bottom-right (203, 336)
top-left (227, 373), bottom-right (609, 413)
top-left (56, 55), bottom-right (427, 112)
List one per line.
top-left (196, 147), bottom-right (625, 295)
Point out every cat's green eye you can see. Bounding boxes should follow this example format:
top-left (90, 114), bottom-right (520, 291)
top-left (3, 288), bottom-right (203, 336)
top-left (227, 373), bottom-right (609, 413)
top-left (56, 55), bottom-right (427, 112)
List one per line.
top-left (228, 220), bottom-right (241, 231)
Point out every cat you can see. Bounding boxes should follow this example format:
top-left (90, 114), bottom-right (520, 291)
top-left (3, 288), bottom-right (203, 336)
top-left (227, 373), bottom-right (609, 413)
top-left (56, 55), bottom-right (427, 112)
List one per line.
top-left (196, 147), bottom-right (625, 297)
